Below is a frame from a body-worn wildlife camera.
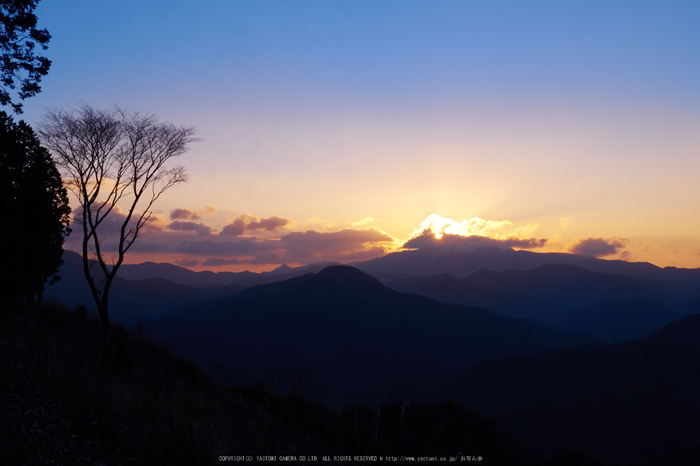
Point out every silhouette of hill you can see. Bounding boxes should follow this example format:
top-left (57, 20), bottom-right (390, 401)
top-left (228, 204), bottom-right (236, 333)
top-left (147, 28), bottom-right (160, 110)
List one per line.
top-left (354, 247), bottom-right (700, 289)
top-left (541, 297), bottom-right (700, 342)
top-left (44, 250), bottom-right (245, 324)
top-left (116, 253), bottom-right (340, 288)
top-left (3, 302), bottom-right (561, 465)
top-left (450, 314), bottom-right (700, 465)
top-left (388, 264), bottom-right (700, 342)
top-left (387, 273), bottom-right (546, 318)
top-left (116, 259), bottom-right (251, 288)
top-left (464, 264), bottom-right (678, 305)
top-left (147, 266), bottom-right (600, 405)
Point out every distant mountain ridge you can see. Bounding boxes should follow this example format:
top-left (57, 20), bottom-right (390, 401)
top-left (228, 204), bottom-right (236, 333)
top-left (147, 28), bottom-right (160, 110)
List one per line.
top-left (44, 250), bottom-right (245, 324)
top-left (353, 246), bottom-right (700, 285)
top-left (146, 265), bottom-right (601, 405)
top-left (47, 249), bottom-right (700, 342)
top-left (387, 262), bottom-right (700, 342)
top-left (115, 254), bottom-right (340, 287)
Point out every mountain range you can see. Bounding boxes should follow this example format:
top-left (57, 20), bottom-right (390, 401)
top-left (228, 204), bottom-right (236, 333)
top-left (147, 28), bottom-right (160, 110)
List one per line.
top-left (388, 264), bottom-right (700, 341)
top-left (353, 245), bottom-right (700, 285)
top-left (450, 314), bottom-right (700, 465)
top-left (145, 265), bottom-right (600, 405)
top-left (42, 246), bottom-right (700, 463)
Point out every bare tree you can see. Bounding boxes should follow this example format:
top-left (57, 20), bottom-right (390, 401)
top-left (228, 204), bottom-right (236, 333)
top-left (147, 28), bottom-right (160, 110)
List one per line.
top-left (39, 104), bottom-right (197, 333)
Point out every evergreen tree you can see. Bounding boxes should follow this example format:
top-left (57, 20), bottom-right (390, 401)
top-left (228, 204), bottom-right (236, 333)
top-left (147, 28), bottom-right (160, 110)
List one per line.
top-left (0, 0), bottom-right (51, 113)
top-left (0, 111), bottom-right (70, 307)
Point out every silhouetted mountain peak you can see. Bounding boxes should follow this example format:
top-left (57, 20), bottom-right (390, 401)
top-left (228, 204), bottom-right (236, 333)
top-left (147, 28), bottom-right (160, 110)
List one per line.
top-left (645, 313), bottom-right (700, 348)
top-left (269, 264), bottom-right (293, 274)
top-left (315, 265), bottom-right (385, 290)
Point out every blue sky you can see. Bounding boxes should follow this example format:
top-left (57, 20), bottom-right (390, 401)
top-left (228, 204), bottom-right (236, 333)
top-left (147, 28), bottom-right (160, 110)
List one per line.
top-left (20, 1), bottom-right (700, 269)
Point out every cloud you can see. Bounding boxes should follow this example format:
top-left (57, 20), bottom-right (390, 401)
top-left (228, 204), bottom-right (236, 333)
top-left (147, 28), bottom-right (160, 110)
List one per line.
top-left (203, 205), bottom-right (217, 215)
top-left (643, 241), bottom-right (657, 253)
top-left (170, 208), bottom-right (200, 221)
top-left (569, 237), bottom-right (629, 258)
top-left (167, 221), bottom-right (212, 236)
top-left (248, 253), bottom-right (283, 265)
top-left (176, 258), bottom-right (200, 268)
top-left (502, 237), bottom-right (548, 249)
top-left (278, 228), bottom-right (394, 263)
top-left (201, 257), bottom-right (241, 267)
top-left (144, 214), bottom-right (167, 231)
top-left (220, 218), bottom-right (246, 236)
top-left (403, 231), bottom-right (545, 253)
top-left (173, 238), bottom-right (276, 256)
top-left (401, 214), bottom-right (547, 256)
top-left (66, 205), bottom-right (399, 267)
top-left (247, 216), bottom-right (291, 232)
top-left (65, 204), bottom-right (137, 250)
top-left (412, 214), bottom-right (515, 239)
top-left (220, 213), bottom-right (292, 236)
top-left (351, 217), bottom-right (374, 227)
top-left (179, 227), bottom-right (393, 265)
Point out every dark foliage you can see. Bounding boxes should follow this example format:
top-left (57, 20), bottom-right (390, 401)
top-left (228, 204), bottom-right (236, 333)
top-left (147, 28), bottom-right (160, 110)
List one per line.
top-left (0, 0), bottom-right (51, 113)
top-left (0, 301), bottom-right (599, 465)
top-left (0, 111), bottom-right (70, 307)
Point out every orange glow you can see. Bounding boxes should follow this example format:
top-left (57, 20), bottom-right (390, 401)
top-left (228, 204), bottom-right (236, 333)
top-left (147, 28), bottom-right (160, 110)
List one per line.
top-left (409, 213), bottom-right (539, 242)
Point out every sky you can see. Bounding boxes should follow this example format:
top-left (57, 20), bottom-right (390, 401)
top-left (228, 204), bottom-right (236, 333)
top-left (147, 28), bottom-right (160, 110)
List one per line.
top-left (16, 0), bottom-right (700, 271)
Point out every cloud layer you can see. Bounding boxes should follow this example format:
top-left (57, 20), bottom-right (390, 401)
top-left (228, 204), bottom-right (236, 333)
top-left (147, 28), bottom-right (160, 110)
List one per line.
top-left (569, 237), bottom-right (629, 258)
top-left (64, 208), bottom-right (636, 269)
top-left (65, 205), bottom-right (394, 267)
top-left (403, 231), bottom-right (547, 253)
top-left (404, 214), bottom-right (547, 254)
top-left (170, 208), bottom-right (200, 221)
top-left (220, 214), bottom-right (292, 236)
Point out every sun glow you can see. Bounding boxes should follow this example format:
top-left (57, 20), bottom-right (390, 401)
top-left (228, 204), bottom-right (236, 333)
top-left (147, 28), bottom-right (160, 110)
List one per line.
top-left (410, 213), bottom-right (517, 239)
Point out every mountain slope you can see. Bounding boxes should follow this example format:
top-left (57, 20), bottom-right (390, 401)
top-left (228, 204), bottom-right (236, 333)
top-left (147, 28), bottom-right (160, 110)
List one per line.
top-left (44, 250), bottom-right (245, 324)
top-left (388, 264), bottom-right (700, 341)
top-left (450, 314), bottom-right (700, 465)
top-left (116, 254), bottom-right (340, 287)
top-left (147, 266), bottom-right (600, 405)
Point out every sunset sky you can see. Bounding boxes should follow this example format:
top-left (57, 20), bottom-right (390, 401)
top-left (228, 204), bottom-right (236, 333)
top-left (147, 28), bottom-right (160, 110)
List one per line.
top-left (19, 1), bottom-right (700, 270)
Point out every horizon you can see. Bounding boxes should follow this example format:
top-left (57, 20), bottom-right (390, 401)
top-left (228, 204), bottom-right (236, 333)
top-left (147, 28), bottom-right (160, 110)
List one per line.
top-left (18, 1), bottom-right (700, 271)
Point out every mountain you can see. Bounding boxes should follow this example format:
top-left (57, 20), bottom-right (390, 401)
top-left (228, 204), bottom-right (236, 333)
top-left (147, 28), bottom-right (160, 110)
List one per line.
top-left (354, 246), bottom-right (700, 288)
top-left (540, 297), bottom-right (700, 342)
top-left (115, 254), bottom-right (340, 288)
top-left (44, 250), bottom-right (245, 324)
top-left (388, 264), bottom-right (700, 342)
top-left (387, 273), bottom-right (547, 319)
top-left (450, 314), bottom-right (700, 465)
top-left (464, 264), bottom-right (680, 306)
top-left (115, 260), bottom-right (253, 288)
top-left (146, 265), bottom-right (600, 405)
top-left (3, 302), bottom-right (569, 466)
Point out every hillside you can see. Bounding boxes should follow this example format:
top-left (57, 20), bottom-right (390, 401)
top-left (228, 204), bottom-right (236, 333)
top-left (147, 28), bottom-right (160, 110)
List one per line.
top-left (388, 264), bottom-right (700, 341)
top-left (0, 302), bottom-right (574, 465)
top-left (43, 250), bottom-right (245, 324)
top-left (450, 314), bottom-right (700, 465)
top-left (147, 265), bottom-right (600, 405)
